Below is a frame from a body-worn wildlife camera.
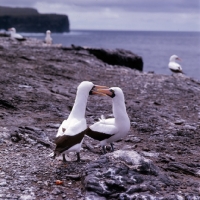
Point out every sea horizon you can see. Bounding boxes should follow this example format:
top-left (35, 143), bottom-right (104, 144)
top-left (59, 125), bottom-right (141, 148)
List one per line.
top-left (1, 28), bottom-right (200, 34)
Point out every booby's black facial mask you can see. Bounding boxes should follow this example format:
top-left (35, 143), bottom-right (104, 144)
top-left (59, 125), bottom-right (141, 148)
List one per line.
top-left (89, 86), bottom-right (96, 95)
top-left (109, 89), bottom-right (115, 98)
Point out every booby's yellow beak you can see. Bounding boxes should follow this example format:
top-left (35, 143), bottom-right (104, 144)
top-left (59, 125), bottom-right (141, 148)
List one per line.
top-left (94, 88), bottom-right (115, 98)
top-left (89, 85), bottom-right (109, 96)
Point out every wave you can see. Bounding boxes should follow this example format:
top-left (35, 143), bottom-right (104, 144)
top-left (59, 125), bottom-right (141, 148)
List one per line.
top-left (62, 31), bottom-right (89, 36)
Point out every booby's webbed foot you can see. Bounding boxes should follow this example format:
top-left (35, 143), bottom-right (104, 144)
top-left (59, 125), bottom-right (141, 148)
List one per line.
top-left (76, 152), bottom-right (81, 162)
top-left (62, 154), bottom-right (67, 162)
top-left (110, 143), bottom-right (114, 152)
top-left (102, 146), bottom-right (106, 154)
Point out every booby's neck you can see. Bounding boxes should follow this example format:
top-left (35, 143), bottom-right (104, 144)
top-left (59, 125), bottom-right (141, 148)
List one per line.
top-left (170, 60), bottom-right (177, 64)
top-left (69, 90), bottom-right (89, 119)
top-left (112, 97), bottom-right (128, 121)
top-left (10, 32), bottom-right (15, 37)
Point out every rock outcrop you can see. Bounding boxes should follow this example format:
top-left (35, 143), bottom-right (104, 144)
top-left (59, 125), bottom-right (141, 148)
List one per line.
top-left (71, 45), bottom-right (143, 71)
top-left (0, 6), bottom-right (39, 16)
top-left (84, 150), bottom-right (160, 199)
top-left (0, 6), bottom-right (70, 33)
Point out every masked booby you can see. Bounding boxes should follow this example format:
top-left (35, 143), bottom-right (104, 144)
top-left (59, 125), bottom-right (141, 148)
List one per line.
top-left (86, 87), bottom-right (130, 154)
top-left (8, 27), bottom-right (26, 41)
top-left (168, 55), bottom-right (183, 73)
top-left (45, 30), bottom-right (53, 45)
top-left (52, 81), bottom-right (109, 162)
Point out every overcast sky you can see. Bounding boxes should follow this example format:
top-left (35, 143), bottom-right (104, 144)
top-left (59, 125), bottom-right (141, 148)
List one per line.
top-left (1, 0), bottom-right (200, 31)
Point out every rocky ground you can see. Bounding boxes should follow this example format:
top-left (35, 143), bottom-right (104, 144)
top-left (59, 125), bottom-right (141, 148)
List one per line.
top-left (0, 37), bottom-right (200, 200)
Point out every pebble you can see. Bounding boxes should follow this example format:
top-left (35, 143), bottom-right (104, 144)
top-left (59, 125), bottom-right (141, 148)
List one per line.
top-left (0, 179), bottom-right (7, 186)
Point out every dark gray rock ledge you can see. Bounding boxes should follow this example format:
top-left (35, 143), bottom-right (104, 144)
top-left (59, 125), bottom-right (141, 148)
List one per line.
top-left (69, 45), bottom-right (143, 72)
top-left (83, 150), bottom-right (200, 200)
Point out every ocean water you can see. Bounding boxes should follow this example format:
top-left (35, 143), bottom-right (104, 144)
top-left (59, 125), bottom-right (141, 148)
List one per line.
top-left (24, 30), bottom-right (200, 79)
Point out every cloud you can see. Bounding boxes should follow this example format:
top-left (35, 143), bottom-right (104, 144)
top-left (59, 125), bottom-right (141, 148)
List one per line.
top-left (1, 0), bottom-right (200, 13)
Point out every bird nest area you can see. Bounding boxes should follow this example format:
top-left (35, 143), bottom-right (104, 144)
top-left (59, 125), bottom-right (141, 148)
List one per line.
top-left (0, 38), bottom-right (200, 199)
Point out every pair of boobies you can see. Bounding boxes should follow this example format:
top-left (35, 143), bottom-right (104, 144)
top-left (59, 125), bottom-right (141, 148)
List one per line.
top-left (51, 81), bottom-right (130, 162)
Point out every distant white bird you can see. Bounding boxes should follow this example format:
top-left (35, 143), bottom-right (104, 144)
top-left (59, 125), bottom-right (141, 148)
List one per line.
top-left (168, 55), bottom-right (183, 73)
top-left (86, 87), bottom-right (130, 154)
top-left (45, 30), bottom-right (53, 45)
top-left (8, 27), bottom-right (26, 41)
top-left (51, 81), bottom-right (109, 162)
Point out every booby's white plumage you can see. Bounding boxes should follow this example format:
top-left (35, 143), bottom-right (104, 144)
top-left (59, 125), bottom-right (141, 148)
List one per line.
top-left (86, 87), bottom-right (130, 153)
top-left (45, 30), bottom-right (53, 45)
top-left (8, 27), bottom-right (25, 41)
top-left (52, 81), bottom-right (109, 161)
top-left (168, 55), bottom-right (183, 73)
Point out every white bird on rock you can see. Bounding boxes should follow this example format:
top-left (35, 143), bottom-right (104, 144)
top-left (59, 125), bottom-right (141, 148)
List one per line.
top-left (8, 27), bottom-right (26, 41)
top-left (45, 30), bottom-right (53, 45)
top-left (51, 81), bottom-right (109, 162)
top-left (85, 87), bottom-right (130, 154)
top-left (168, 55), bottom-right (183, 74)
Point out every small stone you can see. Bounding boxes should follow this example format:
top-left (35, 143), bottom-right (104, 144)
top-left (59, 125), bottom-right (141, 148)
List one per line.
top-left (174, 120), bottom-right (185, 125)
top-left (25, 126), bottom-right (42, 132)
top-left (51, 188), bottom-right (62, 195)
top-left (184, 125), bottom-right (196, 130)
top-left (141, 151), bottom-right (159, 157)
top-left (19, 194), bottom-right (34, 200)
top-left (0, 179), bottom-right (7, 186)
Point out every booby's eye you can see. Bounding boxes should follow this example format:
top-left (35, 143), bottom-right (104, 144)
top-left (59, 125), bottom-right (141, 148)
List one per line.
top-left (109, 89), bottom-right (115, 98)
top-left (89, 85), bottom-right (95, 95)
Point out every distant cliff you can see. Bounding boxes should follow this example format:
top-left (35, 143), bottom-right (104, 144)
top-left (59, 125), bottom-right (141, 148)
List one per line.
top-left (0, 6), bottom-right (70, 33)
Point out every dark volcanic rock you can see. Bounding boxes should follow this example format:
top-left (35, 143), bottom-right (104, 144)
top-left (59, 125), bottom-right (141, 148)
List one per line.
top-left (0, 37), bottom-right (200, 199)
top-left (71, 45), bottom-right (143, 71)
top-left (83, 151), bottom-right (159, 198)
top-left (87, 48), bottom-right (143, 71)
top-left (0, 6), bottom-right (39, 16)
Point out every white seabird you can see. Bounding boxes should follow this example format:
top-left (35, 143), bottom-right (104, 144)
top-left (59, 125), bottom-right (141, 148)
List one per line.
top-left (86, 87), bottom-right (130, 154)
top-left (52, 81), bottom-right (109, 162)
top-left (168, 55), bottom-right (183, 73)
top-left (8, 27), bottom-right (26, 41)
top-left (45, 30), bottom-right (53, 45)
